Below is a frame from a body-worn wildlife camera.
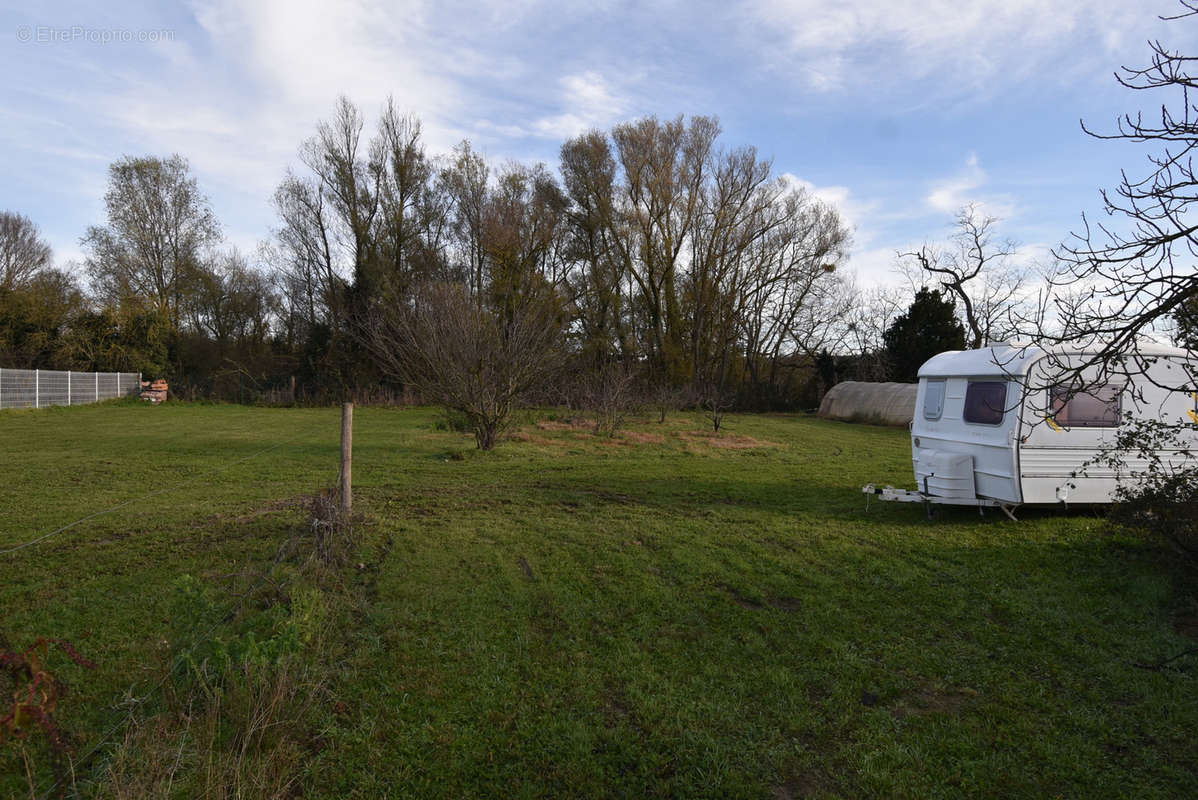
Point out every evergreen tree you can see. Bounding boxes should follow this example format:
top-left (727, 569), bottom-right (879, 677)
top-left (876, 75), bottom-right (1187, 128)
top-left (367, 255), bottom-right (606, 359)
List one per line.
top-left (883, 287), bottom-right (966, 383)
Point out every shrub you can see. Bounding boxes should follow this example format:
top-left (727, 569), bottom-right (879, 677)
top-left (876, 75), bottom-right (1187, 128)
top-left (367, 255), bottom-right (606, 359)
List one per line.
top-left (1087, 417), bottom-right (1198, 564)
top-left (363, 282), bottom-right (567, 450)
top-left (578, 364), bottom-right (638, 437)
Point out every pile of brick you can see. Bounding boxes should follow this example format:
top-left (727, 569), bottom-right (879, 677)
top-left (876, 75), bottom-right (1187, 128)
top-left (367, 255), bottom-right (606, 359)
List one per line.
top-left (140, 379), bottom-right (168, 404)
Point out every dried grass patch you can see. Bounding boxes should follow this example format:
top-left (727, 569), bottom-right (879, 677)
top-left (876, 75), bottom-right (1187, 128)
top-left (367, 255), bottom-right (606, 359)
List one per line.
top-left (534, 418), bottom-right (591, 432)
top-left (620, 431), bottom-right (666, 445)
top-left (514, 431), bottom-right (569, 448)
top-left (679, 431), bottom-right (777, 449)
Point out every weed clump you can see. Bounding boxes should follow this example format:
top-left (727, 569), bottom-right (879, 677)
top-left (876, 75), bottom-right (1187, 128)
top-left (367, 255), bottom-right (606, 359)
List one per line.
top-left (0, 635), bottom-right (95, 796)
top-left (306, 488), bottom-right (360, 567)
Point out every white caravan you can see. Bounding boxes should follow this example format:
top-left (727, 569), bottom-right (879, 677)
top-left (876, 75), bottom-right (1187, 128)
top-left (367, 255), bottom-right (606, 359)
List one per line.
top-left (864, 343), bottom-right (1198, 517)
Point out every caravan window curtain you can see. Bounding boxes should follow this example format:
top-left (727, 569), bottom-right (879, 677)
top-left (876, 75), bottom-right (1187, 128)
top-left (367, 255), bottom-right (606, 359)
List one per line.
top-left (1050, 384), bottom-right (1122, 428)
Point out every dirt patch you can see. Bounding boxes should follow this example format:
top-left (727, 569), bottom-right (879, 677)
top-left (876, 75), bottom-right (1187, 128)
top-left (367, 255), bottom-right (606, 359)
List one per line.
top-left (593, 490), bottom-right (637, 505)
top-left (197, 494), bottom-right (307, 529)
top-left (596, 436), bottom-right (633, 447)
top-left (601, 685), bottom-right (633, 728)
top-left (718, 584), bottom-right (800, 612)
top-left (512, 431), bottom-right (568, 448)
top-left (804, 684), bottom-right (830, 706)
top-left (891, 685), bottom-right (977, 718)
top-left (529, 593), bottom-right (567, 641)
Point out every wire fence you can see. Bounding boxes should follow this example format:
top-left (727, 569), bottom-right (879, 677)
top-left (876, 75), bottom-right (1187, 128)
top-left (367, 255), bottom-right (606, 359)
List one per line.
top-left (0, 368), bottom-right (141, 410)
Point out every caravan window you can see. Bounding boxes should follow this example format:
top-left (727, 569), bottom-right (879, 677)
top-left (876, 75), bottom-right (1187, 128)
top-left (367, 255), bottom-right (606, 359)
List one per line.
top-left (923, 379), bottom-right (946, 420)
top-left (963, 381), bottom-right (1007, 425)
top-left (1050, 384), bottom-right (1122, 428)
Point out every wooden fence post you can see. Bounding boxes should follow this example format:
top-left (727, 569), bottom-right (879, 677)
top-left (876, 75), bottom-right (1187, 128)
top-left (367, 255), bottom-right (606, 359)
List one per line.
top-left (340, 402), bottom-right (353, 514)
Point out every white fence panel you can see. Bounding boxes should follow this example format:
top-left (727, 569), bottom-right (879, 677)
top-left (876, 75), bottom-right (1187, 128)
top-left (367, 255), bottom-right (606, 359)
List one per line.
top-left (0, 368), bottom-right (142, 410)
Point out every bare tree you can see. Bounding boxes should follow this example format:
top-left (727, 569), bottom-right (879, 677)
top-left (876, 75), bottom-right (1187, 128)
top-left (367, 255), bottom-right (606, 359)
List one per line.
top-left (0, 212), bottom-right (52, 290)
top-left (481, 162), bottom-right (570, 320)
top-left (699, 380), bottom-right (735, 432)
top-left (82, 155), bottom-right (221, 327)
top-left (899, 204), bottom-right (1028, 349)
top-left (610, 115), bottom-right (720, 377)
top-left (270, 173), bottom-right (343, 334)
top-left (577, 362), bottom-right (638, 436)
top-left (1039, 2), bottom-right (1198, 380)
top-left (734, 190), bottom-right (850, 391)
top-left (1022, 3), bottom-right (1198, 560)
top-left (184, 249), bottom-right (277, 347)
top-left (442, 141), bottom-right (490, 296)
top-left (363, 283), bottom-right (566, 450)
top-left (839, 282), bottom-right (908, 381)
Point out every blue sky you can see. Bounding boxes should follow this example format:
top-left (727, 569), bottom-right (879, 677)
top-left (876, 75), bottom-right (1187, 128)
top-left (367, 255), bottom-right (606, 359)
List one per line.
top-left (2, 0), bottom-right (1193, 285)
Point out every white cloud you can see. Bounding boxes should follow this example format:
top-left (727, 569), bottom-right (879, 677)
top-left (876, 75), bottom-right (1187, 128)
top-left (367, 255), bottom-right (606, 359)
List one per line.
top-left (925, 153), bottom-right (1017, 219)
top-left (531, 72), bottom-right (630, 139)
top-left (745, 0), bottom-right (1158, 92)
top-left (846, 245), bottom-right (907, 286)
top-left (926, 153), bottom-right (986, 213)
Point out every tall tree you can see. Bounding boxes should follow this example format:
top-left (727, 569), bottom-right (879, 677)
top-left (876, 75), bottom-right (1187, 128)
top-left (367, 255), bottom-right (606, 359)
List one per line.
top-left (611, 115), bottom-right (720, 378)
top-left (0, 211), bottom-right (53, 290)
top-left (559, 118), bottom-right (848, 396)
top-left (82, 155), bottom-right (220, 328)
top-left (376, 103), bottom-right (451, 297)
top-left (481, 162), bottom-right (569, 323)
top-left (560, 130), bottom-right (630, 365)
top-left (299, 96), bottom-right (383, 302)
top-left (1043, 1), bottom-right (1198, 375)
top-left (443, 140), bottom-right (490, 296)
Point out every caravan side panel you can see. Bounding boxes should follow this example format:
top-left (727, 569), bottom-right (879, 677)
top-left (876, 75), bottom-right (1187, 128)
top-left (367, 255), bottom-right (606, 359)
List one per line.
top-left (1019, 355), bottom-right (1198, 504)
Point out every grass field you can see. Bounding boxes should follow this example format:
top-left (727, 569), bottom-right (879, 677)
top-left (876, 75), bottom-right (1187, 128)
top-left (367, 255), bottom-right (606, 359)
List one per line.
top-left (1, 402), bottom-right (1195, 798)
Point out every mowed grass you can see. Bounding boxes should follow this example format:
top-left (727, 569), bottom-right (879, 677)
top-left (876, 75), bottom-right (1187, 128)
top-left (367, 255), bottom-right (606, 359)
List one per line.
top-left (1, 402), bottom-right (1195, 797)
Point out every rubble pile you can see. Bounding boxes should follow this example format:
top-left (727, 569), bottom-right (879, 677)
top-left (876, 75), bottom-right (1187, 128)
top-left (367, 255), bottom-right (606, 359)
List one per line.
top-left (140, 379), bottom-right (168, 404)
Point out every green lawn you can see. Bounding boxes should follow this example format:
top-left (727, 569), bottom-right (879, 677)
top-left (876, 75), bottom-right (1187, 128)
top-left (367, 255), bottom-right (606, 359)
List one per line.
top-left (1, 403), bottom-right (1195, 798)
